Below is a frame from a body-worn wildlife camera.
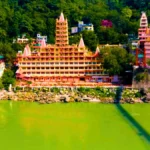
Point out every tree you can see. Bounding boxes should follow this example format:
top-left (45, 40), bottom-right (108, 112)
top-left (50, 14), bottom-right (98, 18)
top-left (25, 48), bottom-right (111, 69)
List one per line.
top-left (82, 30), bottom-right (98, 51)
top-left (0, 42), bottom-right (17, 67)
top-left (121, 7), bottom-right (132, 19)
top-left (2, 69), bottom-right (16, 90)
top-left (100, 47), bottom-right (135, 75)
top-left (97, 27), bottom-right (120, 44)
top-left (69, 34), bottom-right (80, 45)
top-left (0, 78), bottom-right (4, 90)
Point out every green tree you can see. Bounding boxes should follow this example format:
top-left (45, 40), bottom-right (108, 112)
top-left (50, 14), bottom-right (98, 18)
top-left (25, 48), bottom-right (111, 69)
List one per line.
top-left (0, 78), bottom-right (4, 90)
top-left (100, 47), bottom-right (135, 75)
top-left (121, 7), bottom-right (132, 19)
top-left (0, 42), bottom-right (17, 67)
top-left (69, 34), bottom-right (80, 45)
top-left (82, 30), bottom-right (98, 51)
top-left (2, 69), bottom-right (16, 90)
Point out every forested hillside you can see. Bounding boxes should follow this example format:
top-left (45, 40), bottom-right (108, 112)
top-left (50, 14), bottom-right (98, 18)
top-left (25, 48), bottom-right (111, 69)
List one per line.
top-left (0, 0), bottom-right (149, 44)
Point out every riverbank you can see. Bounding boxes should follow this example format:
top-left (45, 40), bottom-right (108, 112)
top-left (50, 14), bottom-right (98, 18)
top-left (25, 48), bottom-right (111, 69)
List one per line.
top-left (0, 87), bottom-right (150, 104)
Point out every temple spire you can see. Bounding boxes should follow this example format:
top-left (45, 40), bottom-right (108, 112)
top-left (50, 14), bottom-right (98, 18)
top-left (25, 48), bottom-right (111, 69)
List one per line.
top-left (23, 44), bottom-right (31, 56)
top-left (96, 46), bottom-right (100, 53)
top-left (59, 12), bottom-right (65, 22)
top-left (140, 12), bottom-right (148, 28)
top-left (55, 12), bottom-right (69, 46)
top-left (16, 67), bottom-right (22, 74)
top-left (78, 37), bottom-right (85, 48)
top-left (40, 38), bottom-right (46, 47)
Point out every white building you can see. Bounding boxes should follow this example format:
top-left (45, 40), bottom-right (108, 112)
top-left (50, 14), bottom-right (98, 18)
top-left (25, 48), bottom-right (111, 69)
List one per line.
top-left (37, 34), bottom-right (47, 42)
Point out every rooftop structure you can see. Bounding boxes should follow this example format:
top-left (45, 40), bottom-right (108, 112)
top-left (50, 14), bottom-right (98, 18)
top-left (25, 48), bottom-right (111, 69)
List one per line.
top-left (101, 20), bottom-right (112, 28)
top-left (16, 34), bottom-right (29, 44)
top-left (37, 34), bottom-right (47, 43)
top-left (15, 13), bottom-right (111, 87)
top-left (71, 21), bottom-right (94, 34)
top-left (99, 44), bottom-right (123, 49)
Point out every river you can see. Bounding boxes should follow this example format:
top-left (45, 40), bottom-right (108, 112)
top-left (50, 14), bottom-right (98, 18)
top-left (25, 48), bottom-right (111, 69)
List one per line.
top-left (0, 101), bottom-right (150, 150)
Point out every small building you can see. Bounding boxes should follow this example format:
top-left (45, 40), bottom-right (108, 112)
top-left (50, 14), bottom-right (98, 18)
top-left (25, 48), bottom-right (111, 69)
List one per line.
top-left (71, 21), bottom-right (94, 34)
top-left (131, 40), bottom-right (139, 50)
top-left (16, 34), bottom-right (29, 44)
top-left (37, 34), bottom-right (47, 43)
top-left (101, 20), bottom-right (112, 28)
top-left (99, 44), bottom-right (123, 49)
top-left (71, 27), bottom-right (78, 34)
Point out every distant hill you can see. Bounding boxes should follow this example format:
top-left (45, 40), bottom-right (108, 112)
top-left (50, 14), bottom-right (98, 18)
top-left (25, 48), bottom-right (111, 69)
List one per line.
top-left (0, 0), bottom-right (148, 44)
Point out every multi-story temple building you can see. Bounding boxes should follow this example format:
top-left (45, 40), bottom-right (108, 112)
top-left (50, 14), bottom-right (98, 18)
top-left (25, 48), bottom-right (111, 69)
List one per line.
top-left (16, 13), bottom-right (112, 86)
top-left (137, 12), bottom-right (150, 67)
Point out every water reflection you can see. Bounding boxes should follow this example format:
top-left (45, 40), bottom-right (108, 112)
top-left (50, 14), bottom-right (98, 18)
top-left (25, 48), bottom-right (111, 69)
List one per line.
top-left (0, 104), bottom-right (7, 128)
top-left (19, 103), bottom-right (88, 143)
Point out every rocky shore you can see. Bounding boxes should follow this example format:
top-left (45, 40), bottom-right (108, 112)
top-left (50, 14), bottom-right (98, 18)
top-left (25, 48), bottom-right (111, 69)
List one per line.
top-left (0, 88), bottom-right (150, 104)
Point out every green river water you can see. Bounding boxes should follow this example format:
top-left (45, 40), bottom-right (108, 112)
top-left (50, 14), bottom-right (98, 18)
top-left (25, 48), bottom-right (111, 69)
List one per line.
top-left (0, 101), bottom-right (150, 150)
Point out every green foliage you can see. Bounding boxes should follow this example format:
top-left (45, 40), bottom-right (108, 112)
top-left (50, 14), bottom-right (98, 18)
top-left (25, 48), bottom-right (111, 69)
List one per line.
top-left (134, 73), bottom-right (145, 82)
top-left (0, 0), bottom-right (143, 45)
top-left (82, 30), bottom-right (98, 51)
top-left (134, 69), bottom-right (149, 83)
top-left (0, 42), bottom-right (17, 67)
top-left (69, 34), bottom-right (80, 45)
top-left (51, 87), bottom-right (60, 94)
top-left (121, 7), bottom-right (132, 19)
top-left (77, 87), bottom-right (116, 98)
top-left (0, 78), bottom-right (4, 90)
top-left (1, 69), bottom-right (16, 90)
top-left (122, 89), bottom-right (141, 99)
top-left (100, 47), bottom-right (135, 75)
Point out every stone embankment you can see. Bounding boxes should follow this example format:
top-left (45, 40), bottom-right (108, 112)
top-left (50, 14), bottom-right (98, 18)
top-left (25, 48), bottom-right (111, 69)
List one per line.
top-left (0, 90), bottom-right (101, 103)
top-left (0, 89), bottom-right (150, 104)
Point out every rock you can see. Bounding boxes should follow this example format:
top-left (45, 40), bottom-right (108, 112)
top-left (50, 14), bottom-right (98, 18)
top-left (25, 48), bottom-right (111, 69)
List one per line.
top-left (39, 100), bottom-right (46, 104)
top-left (89, 98), bottom-right (100, 103)
top-left (60, 96), bottom-right (67, 102)
top-left (46, 100), bottom-right (52, 104)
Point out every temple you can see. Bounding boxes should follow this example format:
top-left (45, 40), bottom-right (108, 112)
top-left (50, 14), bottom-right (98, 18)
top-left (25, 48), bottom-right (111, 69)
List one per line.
top-left (16, 13), bottom-right (112, 87)
top-left (137, 12), bottom-right (150, 67)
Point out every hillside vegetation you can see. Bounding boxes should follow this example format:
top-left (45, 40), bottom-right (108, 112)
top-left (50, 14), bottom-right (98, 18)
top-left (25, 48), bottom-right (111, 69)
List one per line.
top-left (0, 0), bottom-right (148, 44)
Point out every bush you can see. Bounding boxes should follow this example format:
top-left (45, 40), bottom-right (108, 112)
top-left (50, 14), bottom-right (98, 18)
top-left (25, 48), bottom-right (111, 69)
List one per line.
top-left (2, 69), bottom-right (16, 90)
top-left (51, 87), bottom-right (60, 94)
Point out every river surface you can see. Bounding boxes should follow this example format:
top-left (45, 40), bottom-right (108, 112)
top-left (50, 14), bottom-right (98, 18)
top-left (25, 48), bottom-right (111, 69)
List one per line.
top-left (0, 101), bottom-right (150, 150)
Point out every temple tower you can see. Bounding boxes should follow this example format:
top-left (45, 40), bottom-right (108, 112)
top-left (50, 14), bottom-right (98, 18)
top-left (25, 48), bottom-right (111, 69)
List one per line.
top-left (140, 12), bottom-right (148, 28)
top-left (137, 12), bottom-right (149, 67)
top-left (55, 12), bottom-right (69, 46)
top-left (138, 12), bottom-right (148, 42)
